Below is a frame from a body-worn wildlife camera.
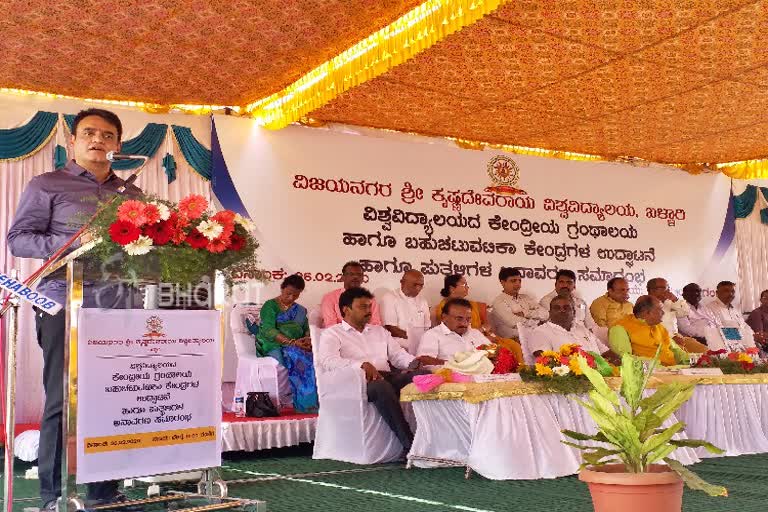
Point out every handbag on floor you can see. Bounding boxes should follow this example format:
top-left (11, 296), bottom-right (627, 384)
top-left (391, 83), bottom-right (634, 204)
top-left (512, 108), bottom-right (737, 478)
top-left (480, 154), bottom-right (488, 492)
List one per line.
top-left (245, 391), bottom-right (279, 418)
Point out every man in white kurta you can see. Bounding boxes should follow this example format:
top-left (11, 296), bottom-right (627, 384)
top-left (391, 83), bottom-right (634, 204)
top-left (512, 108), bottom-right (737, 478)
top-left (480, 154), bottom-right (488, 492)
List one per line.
top-left (528, 296), bottom-right (612, 360)
top-left (704, 281), bottom-right (757, 350)
top-left (418, 298), bottom-right (488, 363)
top-left (490, 267), bottom-right (547, 339)
top-left (677, 283), bottom-right (717, 341)
top-left (539, 269), bottom-right (598, 330)
top-left (380, 270), bottom-right (431, 351)
top-left (318, 287), bottom-right (440, 452)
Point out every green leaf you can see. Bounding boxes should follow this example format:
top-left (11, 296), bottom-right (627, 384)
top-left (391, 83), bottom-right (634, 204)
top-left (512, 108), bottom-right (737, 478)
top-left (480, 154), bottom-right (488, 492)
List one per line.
top-left (640, 422), bottom-right (684, 456)
top-left (562, 429), bottom-right (613, 445)
top-left (561, 429), bottom-right (605, 442)
top-left (637, 384), bottom-right (683, 413)
top-left (669, 439), bottom-right (725, 454)
top-left (633, 410), bottom-right (665, 441)
top-left (578, 458), bottom-right (622, 471)
top-left (653, 384), bottom-right (695, 423)
top-left (582, 447), bottom-right (623, 466)
top-left (561, 440), bottom-right (590, 451)
top-left (578, 356), bottom-right (619, 405)
top-left (646, 443), bottom-right (678, 465)
top-left (620, 354), bottom-right (646, 410)
top-left (589, 389), bottom-right (618, 417)
top-left (664, 458), bottom-right (728, 497)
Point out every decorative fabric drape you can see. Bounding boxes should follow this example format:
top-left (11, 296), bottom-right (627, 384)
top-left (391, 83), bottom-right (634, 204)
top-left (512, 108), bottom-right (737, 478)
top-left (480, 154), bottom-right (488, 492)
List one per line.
top-left (172, 125), bottom-right (212, 180)
top-left (733, 184), bottom-right (768, 225)
top-left (733, 182), bottom-right (768, 312)
top-left (111, 123), bottom-right (168, 171)
top-left (0, 111), bottom-right (213, 181)
top-left (0, 111), bottom-right (58, 161)
top-left (0, 113), bottom-right (213, 423)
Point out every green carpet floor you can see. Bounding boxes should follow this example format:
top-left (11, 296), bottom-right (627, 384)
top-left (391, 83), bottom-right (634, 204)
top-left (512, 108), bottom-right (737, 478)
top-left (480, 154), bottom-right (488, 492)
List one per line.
top-left (4, 446), bottom-right (766, 511)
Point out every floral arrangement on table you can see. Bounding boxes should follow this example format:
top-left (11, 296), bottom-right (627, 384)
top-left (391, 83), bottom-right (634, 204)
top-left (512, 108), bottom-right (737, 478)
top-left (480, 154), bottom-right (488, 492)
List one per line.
top-left (518, 343), bottom-right (616, 395)
top-left (85, 194), bottom-right (261, 286)
top-left (476, 343), bottom-right (519, 374)
top-left (693, 347), bottom-right (768, 374)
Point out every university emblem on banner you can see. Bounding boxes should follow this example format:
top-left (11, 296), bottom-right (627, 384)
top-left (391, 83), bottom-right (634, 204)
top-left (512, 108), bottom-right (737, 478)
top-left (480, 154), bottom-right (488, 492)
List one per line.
top-left (144, 315), bottom-right (166, 338)
top-left (485, 155), bottom-right (527, 196)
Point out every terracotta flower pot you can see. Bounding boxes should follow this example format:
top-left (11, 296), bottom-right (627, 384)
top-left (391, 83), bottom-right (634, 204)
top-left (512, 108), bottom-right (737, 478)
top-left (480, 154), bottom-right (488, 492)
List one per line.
top-left (579, 464), bottom-right (683, 512)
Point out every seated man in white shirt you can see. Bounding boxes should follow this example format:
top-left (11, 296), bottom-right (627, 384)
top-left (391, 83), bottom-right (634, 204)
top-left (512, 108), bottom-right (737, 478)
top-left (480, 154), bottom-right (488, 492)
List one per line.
top-left (646, 277), bottom-right (707, 353)
top-left (539, 269), bottom-right (598, 330)
top-left (418, 298), bottom-right (489, 363)
top-left (529, 296), bottom-right (618, 363)
top-left (380, 270), bottom-right (431, 350)
top-left (318, 287), bottom-right (440, 453)
top-left (490, 267), bottom-right (547, 339)
top-left (677, 283), bottom-right (717, 344)
top-left (704, 281), bottom-right (759, 349)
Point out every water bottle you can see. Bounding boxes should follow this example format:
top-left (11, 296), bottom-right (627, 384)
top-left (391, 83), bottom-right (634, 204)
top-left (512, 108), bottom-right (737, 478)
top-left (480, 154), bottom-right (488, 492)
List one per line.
top-left (234, 388), bottom-right (245, 417)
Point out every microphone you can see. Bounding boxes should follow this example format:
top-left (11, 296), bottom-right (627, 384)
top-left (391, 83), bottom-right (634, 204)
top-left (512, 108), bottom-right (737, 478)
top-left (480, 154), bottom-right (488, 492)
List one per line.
top-left (106, 151), bottom-right (150, 162)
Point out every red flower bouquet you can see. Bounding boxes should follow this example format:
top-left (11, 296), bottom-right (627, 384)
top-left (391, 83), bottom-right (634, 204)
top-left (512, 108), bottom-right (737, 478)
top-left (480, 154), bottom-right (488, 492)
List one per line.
top-left (87, 194), bottom-right (260, 286)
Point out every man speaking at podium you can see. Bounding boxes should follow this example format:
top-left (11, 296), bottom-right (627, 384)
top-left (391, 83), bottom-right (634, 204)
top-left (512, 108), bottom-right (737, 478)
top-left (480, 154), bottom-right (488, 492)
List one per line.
top-left (7, 109), bottom-right (142, 511)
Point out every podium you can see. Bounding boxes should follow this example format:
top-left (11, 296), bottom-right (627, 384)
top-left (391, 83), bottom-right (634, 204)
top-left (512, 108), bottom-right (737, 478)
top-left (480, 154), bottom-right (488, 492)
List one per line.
top-left (2, 249), bottom-right (266, 512)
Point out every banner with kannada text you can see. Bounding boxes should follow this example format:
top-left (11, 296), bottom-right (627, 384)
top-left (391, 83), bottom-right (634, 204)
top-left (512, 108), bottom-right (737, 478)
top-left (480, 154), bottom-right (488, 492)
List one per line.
top-left (76, 309), bottom-right (221, 483)
top-left (214, 118), bottom-right (737, 310)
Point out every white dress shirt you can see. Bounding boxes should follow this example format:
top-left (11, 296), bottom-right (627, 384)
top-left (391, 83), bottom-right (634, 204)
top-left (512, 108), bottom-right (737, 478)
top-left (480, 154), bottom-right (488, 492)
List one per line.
top-left (704, 299), bottom-right (755, 344)
top-left (380, 288), bottom-right (431, 331)
top-left (318, 321), bottom-right (415, 372)
top-left (539, 290), bottom-right (598, 330)
top-left (490, 292), bottom-right (547, 339)
top-left (677, 303), bottom-right (717, 338)
top-left (528, 321), bottom-right (608, 357)
top-left (417, 323), bottom-right (488, 360)
top-left (660, 298), bottom-right (691, 336)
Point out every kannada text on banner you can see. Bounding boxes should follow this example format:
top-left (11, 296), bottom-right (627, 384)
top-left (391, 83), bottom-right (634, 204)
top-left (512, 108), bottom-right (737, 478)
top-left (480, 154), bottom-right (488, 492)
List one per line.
top-left (76, 309), bottom-right (222, 483)
top-left (216, 120), bottom-right (735, 307)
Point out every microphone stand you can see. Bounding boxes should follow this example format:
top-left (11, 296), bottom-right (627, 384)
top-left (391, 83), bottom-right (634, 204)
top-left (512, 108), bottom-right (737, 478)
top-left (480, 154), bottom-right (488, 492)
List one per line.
top-left (0, 155), bottom-right (148, 512)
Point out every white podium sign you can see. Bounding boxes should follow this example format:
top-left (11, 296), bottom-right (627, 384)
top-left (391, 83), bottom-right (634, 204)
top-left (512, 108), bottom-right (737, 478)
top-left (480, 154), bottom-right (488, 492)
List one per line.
top-left (76, 309), bottom-right (222, 483)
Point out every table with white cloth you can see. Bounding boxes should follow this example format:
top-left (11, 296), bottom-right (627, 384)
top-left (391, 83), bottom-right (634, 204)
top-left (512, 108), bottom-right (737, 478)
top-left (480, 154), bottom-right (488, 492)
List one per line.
top-left (400, 374), bottom-right (768, 480)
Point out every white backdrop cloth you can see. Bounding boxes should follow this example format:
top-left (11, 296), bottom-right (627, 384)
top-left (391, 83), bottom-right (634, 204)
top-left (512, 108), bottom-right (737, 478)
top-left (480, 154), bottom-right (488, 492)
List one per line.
top-left (409, 393), bottom-right (701, 480)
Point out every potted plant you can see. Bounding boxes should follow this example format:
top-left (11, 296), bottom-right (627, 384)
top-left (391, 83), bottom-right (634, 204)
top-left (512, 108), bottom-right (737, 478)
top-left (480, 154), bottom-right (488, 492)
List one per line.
top-left (562, 352), bottom-right (727, 512)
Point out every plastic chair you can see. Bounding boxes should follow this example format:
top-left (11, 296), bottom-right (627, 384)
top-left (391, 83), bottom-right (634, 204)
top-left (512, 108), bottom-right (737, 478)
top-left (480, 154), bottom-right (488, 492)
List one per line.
top-left (229, 303), bottom-right (290, 409)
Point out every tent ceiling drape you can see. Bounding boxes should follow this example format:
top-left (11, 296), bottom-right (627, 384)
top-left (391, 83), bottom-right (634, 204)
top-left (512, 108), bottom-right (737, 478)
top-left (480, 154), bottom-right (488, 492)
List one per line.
top-left (4, 1), bottom-right (768, 172)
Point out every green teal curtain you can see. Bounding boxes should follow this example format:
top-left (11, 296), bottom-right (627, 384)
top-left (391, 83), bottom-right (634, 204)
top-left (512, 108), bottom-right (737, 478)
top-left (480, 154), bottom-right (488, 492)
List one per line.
top-left (733, 184), bottom-right (768, 225)
top-left (2, 112), bottom-right (211, 181)
top-left (111, 123), bottom-right (168, 170)
top-left (53, 144), bottom-right (68, 169)
top-left (172, 125), bottom-right (211, 180)
top-left (63, 114), bottom-right (76, 132)
top-left (762, 188), bottom-right (768, 225)
top-left (162, 153), bottom-right (177, 184)
top-left (0, 111), bottom-right (58, 160)
top-left (733, 185), bottom-right (758, 219)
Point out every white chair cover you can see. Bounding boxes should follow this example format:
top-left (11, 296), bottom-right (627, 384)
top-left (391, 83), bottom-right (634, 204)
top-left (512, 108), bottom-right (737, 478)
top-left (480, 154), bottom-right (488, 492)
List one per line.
top-left (229, 303), bottom-right (290, 409)
top-left (517, 324), bottom-right (535, 365)
top-left (310, 326), bottom-right (403, 464)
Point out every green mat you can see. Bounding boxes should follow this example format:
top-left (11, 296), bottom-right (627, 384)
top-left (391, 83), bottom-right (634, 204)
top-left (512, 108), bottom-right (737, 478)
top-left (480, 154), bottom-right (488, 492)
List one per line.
top-left (5, 446), bottom-right (767, 512)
